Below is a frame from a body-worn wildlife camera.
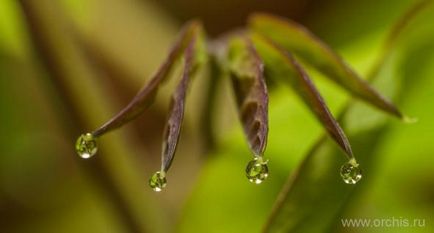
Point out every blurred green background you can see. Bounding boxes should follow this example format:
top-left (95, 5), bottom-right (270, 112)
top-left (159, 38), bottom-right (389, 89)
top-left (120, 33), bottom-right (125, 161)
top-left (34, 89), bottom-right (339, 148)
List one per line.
top-left (0, 0), bottom-right (433, 232)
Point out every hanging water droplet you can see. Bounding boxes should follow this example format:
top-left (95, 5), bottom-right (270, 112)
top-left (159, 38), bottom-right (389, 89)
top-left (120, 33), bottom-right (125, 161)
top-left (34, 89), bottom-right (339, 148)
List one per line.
top-left (246, 157), bottom-right (269, 184)
top-left (149, 171), bottom-right (167, 192)
top-left (75, 133), bottom-right (98, 159)
top-left (340, 159), bottom-right (362, 184)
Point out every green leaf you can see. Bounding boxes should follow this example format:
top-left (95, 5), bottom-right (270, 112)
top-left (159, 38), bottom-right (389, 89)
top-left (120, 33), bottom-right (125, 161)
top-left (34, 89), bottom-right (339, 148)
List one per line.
top-left (92, 20), bottom-right (203, 137)
top-left (263, 129), bottom-right (388, 233)
top-left (227, 36), bottom-right (269, 156)
top-left (249, 13), bottom-right (403, 119)
top-left (251, 33), bottom-right (353, 158)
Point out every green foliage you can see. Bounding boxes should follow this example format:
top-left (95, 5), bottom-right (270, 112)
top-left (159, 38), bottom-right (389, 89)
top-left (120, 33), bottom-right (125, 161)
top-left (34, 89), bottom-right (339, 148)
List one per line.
top-left (1, 0), bottom-right (434, 233)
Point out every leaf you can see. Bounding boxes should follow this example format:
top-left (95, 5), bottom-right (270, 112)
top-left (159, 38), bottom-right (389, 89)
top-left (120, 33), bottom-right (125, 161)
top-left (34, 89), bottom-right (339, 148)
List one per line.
top-left (251, 33), bottom-right (353, 157)
top-left (92, 20), bottom-right (202, 137)
top-left (161, 29), bottom-right (207, 172)
top-left (227, 37), bottom-right (269, 156)
top-left (249, 13), bottom-right (403, 119)
top-left (264, 128), bottom-right (388, 233)
top-left (262, 2), bottom-right (432, 232)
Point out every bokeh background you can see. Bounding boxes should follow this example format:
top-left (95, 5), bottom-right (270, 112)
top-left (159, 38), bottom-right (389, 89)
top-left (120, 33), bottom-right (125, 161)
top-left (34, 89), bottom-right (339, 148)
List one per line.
top-left (1, 0), bottom-right (433, 232)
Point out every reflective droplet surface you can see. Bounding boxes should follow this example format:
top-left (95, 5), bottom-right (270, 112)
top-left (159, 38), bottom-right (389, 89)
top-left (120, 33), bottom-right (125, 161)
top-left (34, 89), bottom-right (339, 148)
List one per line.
top-left (75, 133), bottom-right (98, 159)
top-left (340, 159), bottom-right (362, 184)
top-left (149, 171), bottom-right (167, 192)
top-left (246, 157), bottom-right (269, 184)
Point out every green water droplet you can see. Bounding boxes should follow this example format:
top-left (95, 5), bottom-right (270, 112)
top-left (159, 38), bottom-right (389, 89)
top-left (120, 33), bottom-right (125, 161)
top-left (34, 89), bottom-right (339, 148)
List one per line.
top-left (340, 159), bottom-right (362, 184)
top-left (246, 157), bottom-right (269, 184)
top-left (149, 171), bottom-right (167, 192)
top-left (75, 133), bottom-right (98, 159)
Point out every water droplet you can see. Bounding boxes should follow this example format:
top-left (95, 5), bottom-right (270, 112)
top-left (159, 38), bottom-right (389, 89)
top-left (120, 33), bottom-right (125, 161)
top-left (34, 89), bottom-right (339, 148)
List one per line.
top-left (149, 171), bottom-right (167, 192)
top-left (246, 157), bottom-right (269, 184)
top-left (340, 159), bottom-right (362, 184)
top-left (75, 133), bottom-right (98, 159)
